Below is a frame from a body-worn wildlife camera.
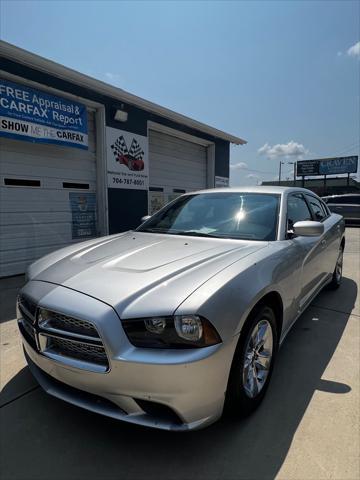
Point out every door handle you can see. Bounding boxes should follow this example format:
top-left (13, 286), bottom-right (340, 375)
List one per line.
top-left (321, 239), bottom-right (327, 246)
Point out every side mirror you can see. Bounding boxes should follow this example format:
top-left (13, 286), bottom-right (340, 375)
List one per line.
top-left (141, 215), bottom-right (151, 223)
top-left (292, 221), bottom-right (324, 237)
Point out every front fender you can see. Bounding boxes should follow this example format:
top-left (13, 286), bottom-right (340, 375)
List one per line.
top-left (175, 242), bottom-right (295, 342)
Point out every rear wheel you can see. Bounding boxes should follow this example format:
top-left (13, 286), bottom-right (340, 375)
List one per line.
top-left (328, 245), bottom-right (344, 289)
top-left (225, 304), bottom-right (278, 417)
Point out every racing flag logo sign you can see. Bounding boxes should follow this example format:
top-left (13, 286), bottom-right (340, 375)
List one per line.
top-left (111, 135), bottom-right (145, 171)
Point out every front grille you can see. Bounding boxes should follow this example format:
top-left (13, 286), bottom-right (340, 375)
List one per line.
top-left (48, 336), bottom-right (108, 366)
top-left (38, 309), bottom-right (98, 338)
top-left (18, 294), bottom-right (37, 318)
top-left (18, 313), bottom-right (37, 350)
top-left (17, 301), bottom-right (109, 372)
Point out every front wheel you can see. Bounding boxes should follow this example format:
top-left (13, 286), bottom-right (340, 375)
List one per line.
top-left (225, 305), bottom-right (278, 417)
top-left (328, 246), bottom-right (344, 290)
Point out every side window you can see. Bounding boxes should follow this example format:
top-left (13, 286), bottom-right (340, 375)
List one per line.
top-left (287, 194), bottom-right (312, 230)
top-left (319, 200), bottom-right (329, 219)
top-left (306, 195), bottom-right (326, 221)
top-left (322, 201), bottom-right (330, 216)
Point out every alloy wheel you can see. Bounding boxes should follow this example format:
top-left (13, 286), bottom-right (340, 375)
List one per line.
top-left (243, 319), bottom-right (274, 398)
top-left (336, 249), bottom-right (343, 283)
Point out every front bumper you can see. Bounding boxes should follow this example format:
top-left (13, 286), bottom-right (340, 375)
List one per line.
top-left (18, 280), bottom-right (239, 431)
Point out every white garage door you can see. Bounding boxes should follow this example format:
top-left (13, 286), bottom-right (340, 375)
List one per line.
top-left (148, 129), bottom-right (207, 213)
top-left (0, 110), bottom-right (97, 277)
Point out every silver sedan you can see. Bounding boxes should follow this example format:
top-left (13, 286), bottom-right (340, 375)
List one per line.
top-left (17, 186), bottom-right (345, 430)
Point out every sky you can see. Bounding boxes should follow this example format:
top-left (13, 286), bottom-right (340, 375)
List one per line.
top-left (1, 0), bottom-right (359, 185)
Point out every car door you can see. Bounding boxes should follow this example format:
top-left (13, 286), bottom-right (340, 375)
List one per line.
top-left (286, 193), bottom-right (327, 312)
top-left (305, 193), bottom-right (339, 277)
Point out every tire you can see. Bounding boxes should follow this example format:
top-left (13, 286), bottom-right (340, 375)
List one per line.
top-left (225, 304), bottom-right (278, 417)
top-left (328, 245), bottom-right (344, 290)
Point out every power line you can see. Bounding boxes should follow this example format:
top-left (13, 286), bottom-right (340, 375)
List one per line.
top-left (322, 141), bottom-right (360, 155)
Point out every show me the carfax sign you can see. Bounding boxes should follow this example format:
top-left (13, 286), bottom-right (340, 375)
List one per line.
top-left (106, 126), bottom-right (149, 190)
top-left (0, 78), bottom-right (88, 149)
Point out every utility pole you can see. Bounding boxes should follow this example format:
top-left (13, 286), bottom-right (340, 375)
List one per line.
top-left (278, 161), bottom-right (284, 184)
top-left (288, 162), bottom-right (296, 186)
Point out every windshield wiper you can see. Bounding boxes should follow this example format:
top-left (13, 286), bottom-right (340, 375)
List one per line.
top-left (139, 228), bottom-right (169, 234)
top-left (139, 228), bottom-right (222, 238)
top-left (175, 231), bottom-right (222, 238)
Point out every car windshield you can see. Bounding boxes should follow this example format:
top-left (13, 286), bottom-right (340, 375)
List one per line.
top-left (137, 192), bottom-right (280, 241)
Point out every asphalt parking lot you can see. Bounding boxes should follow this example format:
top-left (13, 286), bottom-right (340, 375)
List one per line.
top-left (1, 228), bottom-right (359, 480)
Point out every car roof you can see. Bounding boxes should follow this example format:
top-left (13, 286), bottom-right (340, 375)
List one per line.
top-left (187, 186), bottom-right (316, 196)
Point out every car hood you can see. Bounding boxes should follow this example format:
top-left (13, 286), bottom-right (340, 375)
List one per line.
top-left (29, 231), bottom-right (267, 318)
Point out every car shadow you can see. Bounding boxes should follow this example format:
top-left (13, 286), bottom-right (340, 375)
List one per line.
top-left (0, 277), bottom-right (357, 480)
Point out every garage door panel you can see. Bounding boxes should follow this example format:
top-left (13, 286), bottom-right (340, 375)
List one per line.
top-left (150, 151), bottom-right (208, 170)
top-left (0, 111), bottom-right (97, 276)
top-left (1, 222), bottom-right (69, 239)
top-left (0, 138), bottom-right (96, 160)
top-left (1, 187), bottom-right (95, 212)
top-left (149, 131), bottom-right (206, 153)
top-left (149, 130), bottom-right (207, 195)
top-left (150, 167), bottom-right (207, 181)
top-left (149, 142), bottom-right (206, 159)
top-left (1, 233), bottom-right (71, 252)
top-left (1, 259), bottom-right (34, 277)
top-left (151, 162), bottom-right (207, 177)
top-left (1, 151), bottom-right (96, 174)
top-left (150, 172), bottom-right (206, 190)
top-left (0, 148), bottom-right (96, 164)
top-left (1, 242), bottom-right (72, 270)
top-left (1, 160), bottom-right (96, 181)
top-left (1, 211), bottom-right (72, 225)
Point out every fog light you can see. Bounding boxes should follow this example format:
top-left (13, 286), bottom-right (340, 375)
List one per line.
top-left (174, 315), bottom-right (203, 341)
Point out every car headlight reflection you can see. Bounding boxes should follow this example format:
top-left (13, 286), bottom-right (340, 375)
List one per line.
top-left (122, 315), bottom-right (221, 348)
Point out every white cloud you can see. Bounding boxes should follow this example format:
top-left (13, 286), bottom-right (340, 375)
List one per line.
top-left (258, 140), bottom-right (308, 159)
top-left (246, 173), bottom-right (259, 179)
top-left (347, 41), bottom-right (360, 57)
top-left (230, 162), bottom-right (248, 170)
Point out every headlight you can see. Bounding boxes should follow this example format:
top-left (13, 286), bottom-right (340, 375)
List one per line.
top-left (122, 315), bottom-right (221, 348)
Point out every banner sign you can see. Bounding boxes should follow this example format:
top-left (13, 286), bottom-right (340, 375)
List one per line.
top-left (297, 156), bottom-right (358, 176)
top-left (106, 126), bottom-right (148, 190)
top-left (0, 78), bottom-right (88, 149)
top-left (319, 156), bottom-right (358, 175)
top-left (297, 160), bottom-right (320, 176)
top-left (69, 192), bottom-right (97, 239)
